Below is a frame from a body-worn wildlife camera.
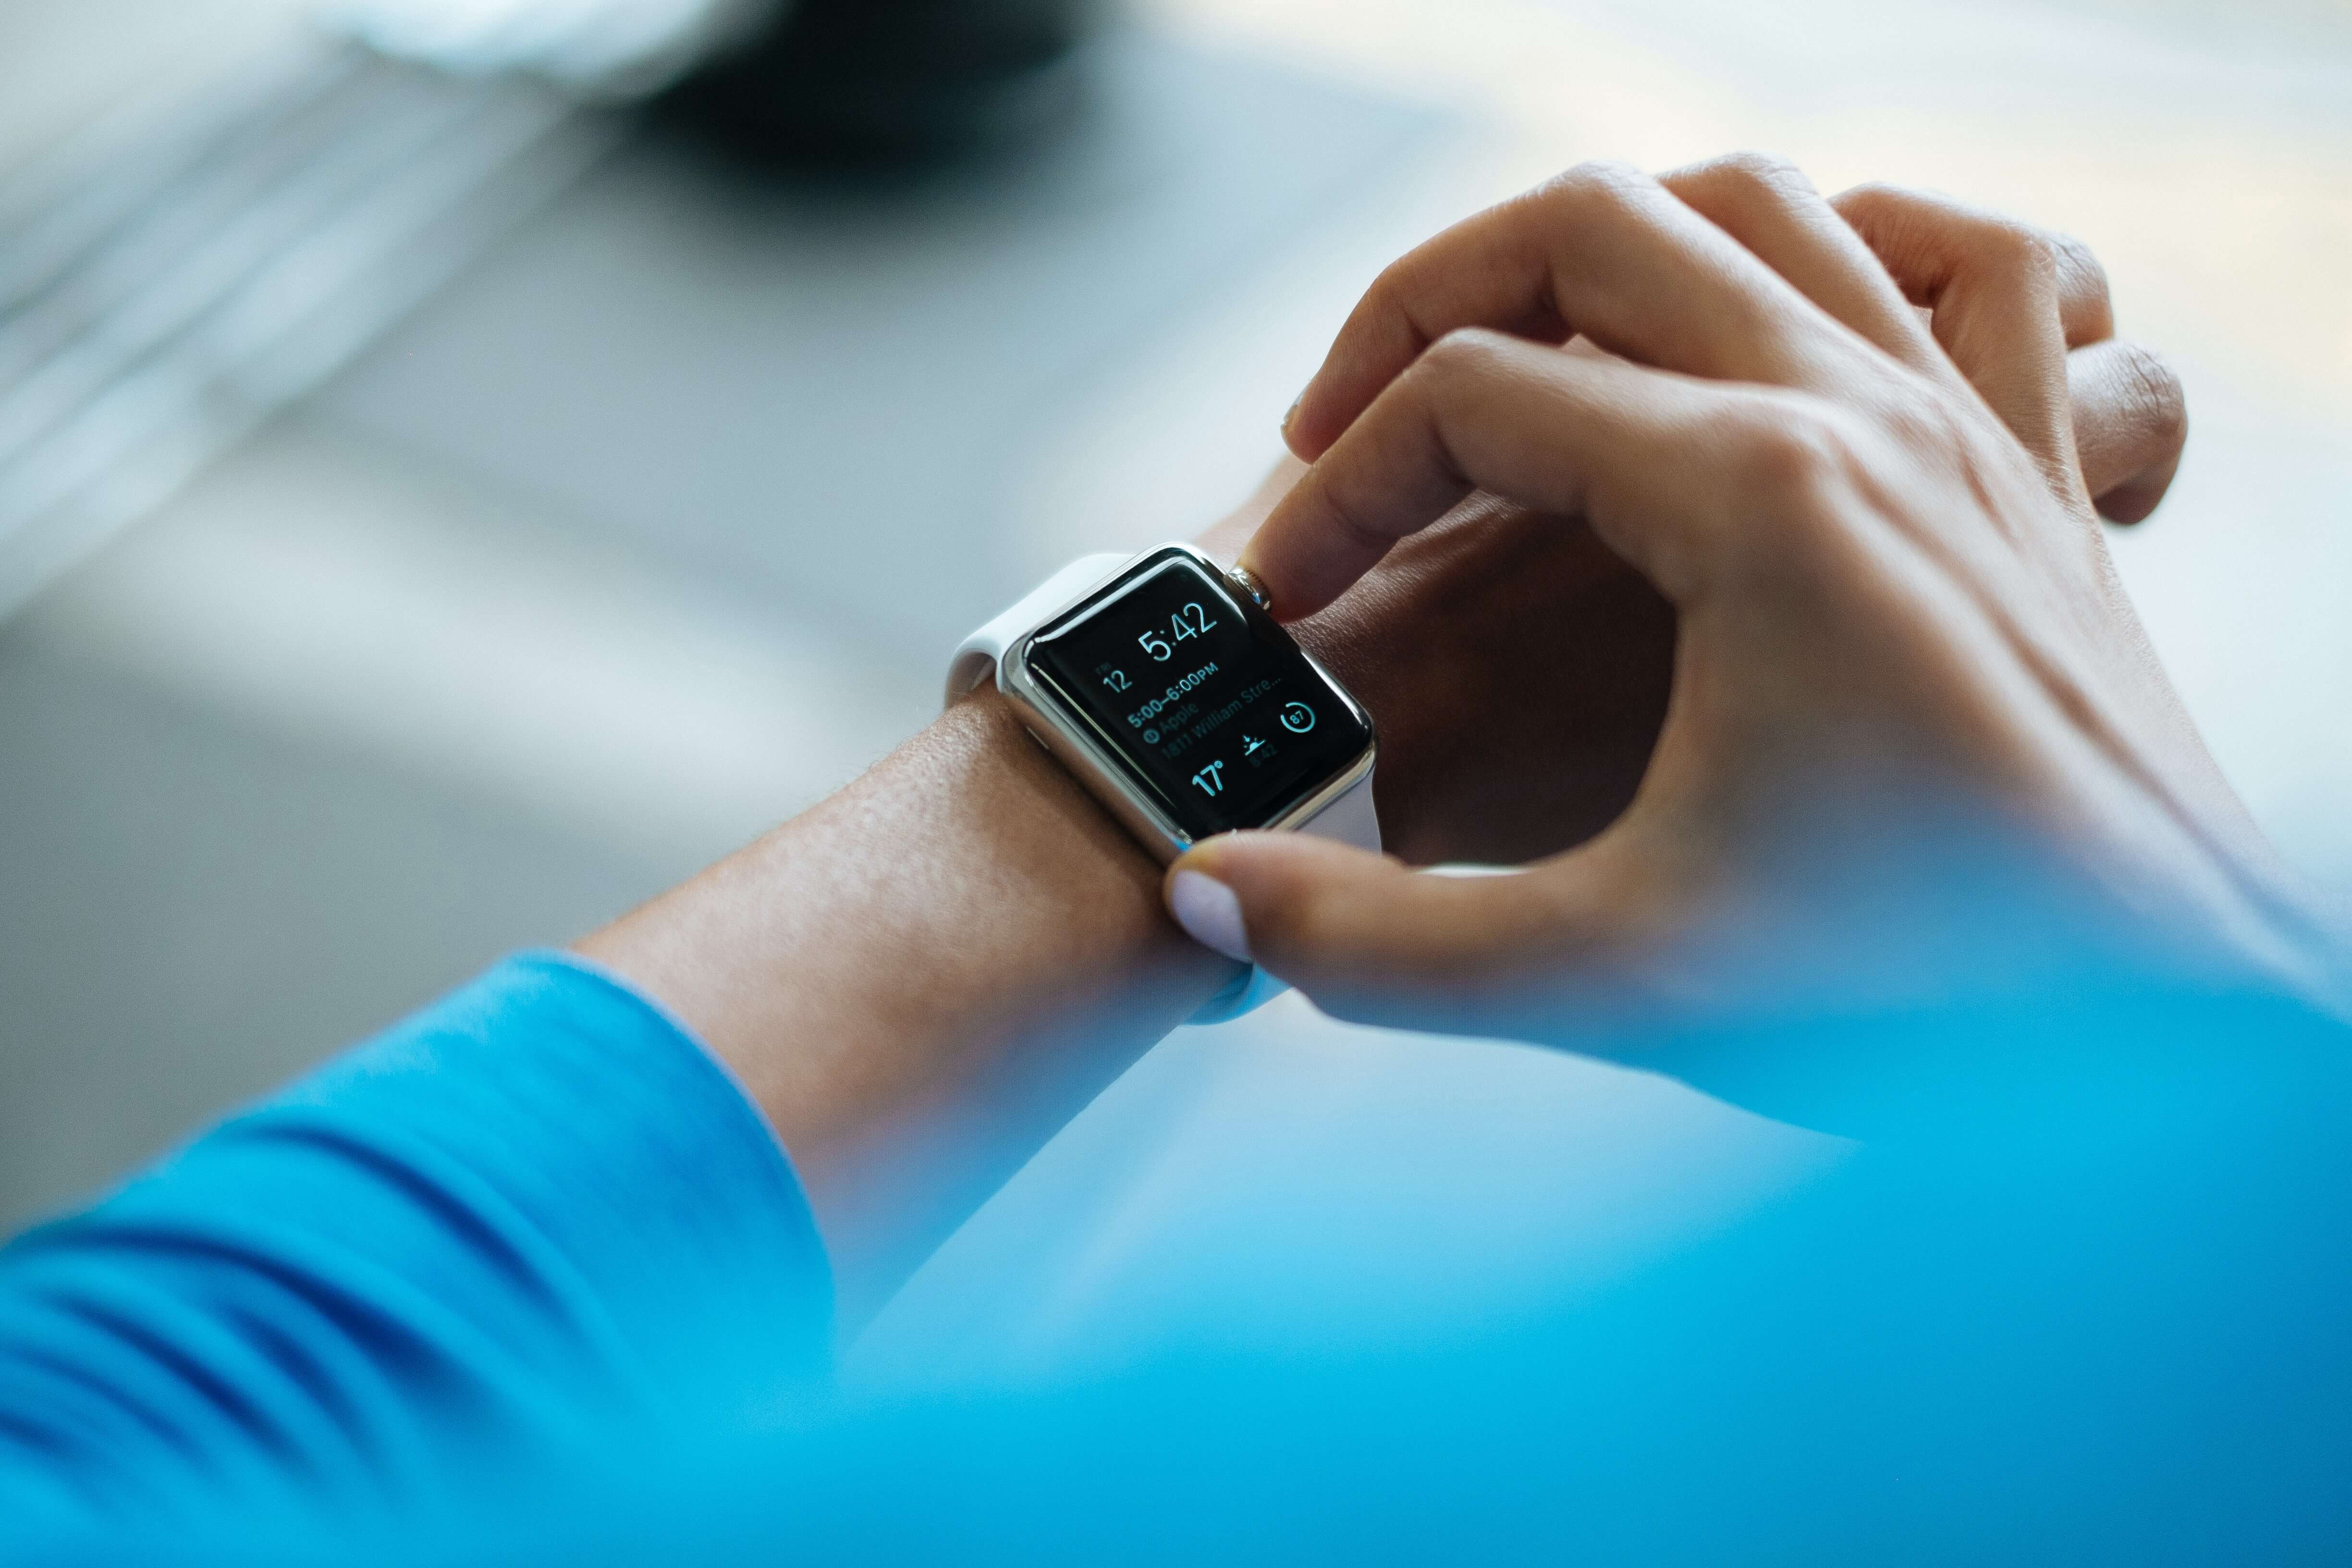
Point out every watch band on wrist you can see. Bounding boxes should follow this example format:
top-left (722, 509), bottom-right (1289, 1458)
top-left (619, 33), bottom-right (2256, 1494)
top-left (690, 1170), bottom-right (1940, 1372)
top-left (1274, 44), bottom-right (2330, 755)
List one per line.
top-left (946, 552), bottom-right (1129, 710)
top-left (948, 545), bottom-right (1382, 1026)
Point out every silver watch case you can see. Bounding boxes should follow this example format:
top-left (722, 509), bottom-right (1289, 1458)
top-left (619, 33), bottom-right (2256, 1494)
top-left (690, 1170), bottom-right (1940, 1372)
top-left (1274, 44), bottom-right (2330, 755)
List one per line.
top-left (995, 543), bottom-right (1377, 864)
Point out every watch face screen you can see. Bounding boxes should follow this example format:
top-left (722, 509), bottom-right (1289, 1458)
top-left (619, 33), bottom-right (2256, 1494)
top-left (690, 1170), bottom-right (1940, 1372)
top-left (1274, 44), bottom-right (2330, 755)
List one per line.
top-left (1024, 551), bottom-right (1372, 841)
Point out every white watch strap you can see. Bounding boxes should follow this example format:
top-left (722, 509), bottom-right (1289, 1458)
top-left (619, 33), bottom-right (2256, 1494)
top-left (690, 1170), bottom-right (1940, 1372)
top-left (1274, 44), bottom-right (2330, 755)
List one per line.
top-left (948, 549), bottom-right (1381, 1029)
top-left (946, 552), bottom-right (1130, 705)
top-left (1294, 761), bottom-right (1381, 851)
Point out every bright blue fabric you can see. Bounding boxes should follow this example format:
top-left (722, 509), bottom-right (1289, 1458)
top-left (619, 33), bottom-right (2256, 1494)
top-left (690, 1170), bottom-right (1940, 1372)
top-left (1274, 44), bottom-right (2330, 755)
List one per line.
top-left (0, 952), bottom-right (830, 1541)
top-left (3, 953), bottom-right (2351, 1564)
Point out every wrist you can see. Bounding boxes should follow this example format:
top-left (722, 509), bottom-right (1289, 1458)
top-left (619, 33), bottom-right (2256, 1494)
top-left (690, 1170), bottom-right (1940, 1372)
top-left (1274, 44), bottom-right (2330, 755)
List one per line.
top-left (914, 683), bottom-right (1236, 1018)
top-left (580, 684), bottom-right (1234, 1324)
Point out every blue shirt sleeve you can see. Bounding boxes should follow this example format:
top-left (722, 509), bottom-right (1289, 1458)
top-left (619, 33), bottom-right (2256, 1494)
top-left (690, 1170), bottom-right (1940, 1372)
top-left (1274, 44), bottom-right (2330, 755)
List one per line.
top-left (0, 951), bottom-right (832, 1533)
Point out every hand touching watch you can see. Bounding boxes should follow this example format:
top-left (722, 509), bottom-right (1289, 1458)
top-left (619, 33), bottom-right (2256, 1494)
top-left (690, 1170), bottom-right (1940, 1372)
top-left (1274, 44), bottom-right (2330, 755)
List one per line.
top-left (580, 155), bottom-right (2206, 1324)
top-left (1170, 157), bottom-right (2339, 1059)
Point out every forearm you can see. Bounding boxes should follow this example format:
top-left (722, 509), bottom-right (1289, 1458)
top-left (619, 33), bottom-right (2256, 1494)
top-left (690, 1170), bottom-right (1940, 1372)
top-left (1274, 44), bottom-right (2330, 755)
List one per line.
top-left (577, 685), bottom-right (1236, 1325)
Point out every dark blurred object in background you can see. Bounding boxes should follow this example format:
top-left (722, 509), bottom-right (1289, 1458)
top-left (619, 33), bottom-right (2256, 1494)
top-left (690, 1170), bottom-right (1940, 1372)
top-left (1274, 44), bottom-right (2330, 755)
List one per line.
top-left (0, 0), bottom-right (1115, 621)
top-left (331, 0), bottom-right (1104, 161)
top-left (667, 0), bottom-right (1102, 161)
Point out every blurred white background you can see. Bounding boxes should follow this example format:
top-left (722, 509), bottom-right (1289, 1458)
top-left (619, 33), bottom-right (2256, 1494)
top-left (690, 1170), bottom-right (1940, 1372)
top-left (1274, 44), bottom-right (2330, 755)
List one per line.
top-left (1, 0), bottom-right (2345, 1374)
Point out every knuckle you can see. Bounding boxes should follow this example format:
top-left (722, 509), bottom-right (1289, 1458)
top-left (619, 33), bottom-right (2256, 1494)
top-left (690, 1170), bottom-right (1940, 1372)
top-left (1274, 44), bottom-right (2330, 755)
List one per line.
top-left (1672, 152), bottom-right (1822, 235)
top-left (1876, 388), bottom-right (2009, 497)
top-left (1416, 324), bottom-right (1513, 378)
top-left (1832, 178), bottom-right (1906, 213)
top-left (1982, 217), bottom-right (2060, 285)
top-left (1315, 462), bottom-right (1406, 559)
top-left (1534, 158), bottom-right (1654, 220)
top-left (1830, 181), bottom-right (1948, 248)
top-left (1880, 383), bottom-right (1980, 453)
top-left (1735, 398), bottom-right (1852, 496)
top-left (1394, 328), bottom-right (1525, 495)
top-left (1719, 398), bottom-right (1869, 569)
top-left (2046, 230), bottom-right (2110, 302)
top-left (1702, 149), bottom-right (1817, 202)
top-left (2112, 342), bottom-right (2188, 446)
top-left (1361, 252), bottom-right (1424, 325)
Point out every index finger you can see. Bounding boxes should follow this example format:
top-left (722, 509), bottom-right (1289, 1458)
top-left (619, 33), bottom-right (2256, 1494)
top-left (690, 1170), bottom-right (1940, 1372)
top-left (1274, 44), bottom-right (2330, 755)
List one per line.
top-left (1246, 328), bottom-right (1770, 619)
top-left (1284, 161), bottom-right (1869, 461)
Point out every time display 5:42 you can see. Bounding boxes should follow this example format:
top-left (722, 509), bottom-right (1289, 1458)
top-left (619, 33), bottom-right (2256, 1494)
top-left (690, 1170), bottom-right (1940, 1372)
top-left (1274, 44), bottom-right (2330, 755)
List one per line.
top-left (1133, 601), bottom-right (1217, 662)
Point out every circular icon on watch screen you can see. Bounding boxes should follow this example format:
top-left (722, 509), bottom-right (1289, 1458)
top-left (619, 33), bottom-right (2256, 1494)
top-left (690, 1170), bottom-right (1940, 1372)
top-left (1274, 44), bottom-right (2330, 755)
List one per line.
top-left (1280, 701), bottom-right (1316, 734)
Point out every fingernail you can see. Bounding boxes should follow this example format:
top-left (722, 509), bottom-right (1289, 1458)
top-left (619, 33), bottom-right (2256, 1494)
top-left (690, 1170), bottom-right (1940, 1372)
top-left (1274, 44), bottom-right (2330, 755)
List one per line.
top-left (1280, 390), bottom-right (1305, 438)
top-left (1167, 870), bottom-right (1252, 962)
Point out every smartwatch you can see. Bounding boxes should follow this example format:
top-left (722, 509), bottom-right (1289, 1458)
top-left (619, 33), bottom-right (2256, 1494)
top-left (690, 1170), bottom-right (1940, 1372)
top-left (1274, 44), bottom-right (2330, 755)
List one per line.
top-left (947, 542), bottom-right (1381, 1023)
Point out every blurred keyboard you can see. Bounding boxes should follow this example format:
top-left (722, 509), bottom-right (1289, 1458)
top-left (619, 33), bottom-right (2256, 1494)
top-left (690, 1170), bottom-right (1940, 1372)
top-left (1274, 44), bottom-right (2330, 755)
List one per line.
top-left (0, 45), bottom-right (619, 618)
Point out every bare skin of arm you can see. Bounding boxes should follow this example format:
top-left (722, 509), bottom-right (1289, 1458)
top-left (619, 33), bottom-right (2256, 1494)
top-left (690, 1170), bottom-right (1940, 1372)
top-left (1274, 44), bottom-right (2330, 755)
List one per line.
top-left (580, 686), bottom-right (1225, 1328)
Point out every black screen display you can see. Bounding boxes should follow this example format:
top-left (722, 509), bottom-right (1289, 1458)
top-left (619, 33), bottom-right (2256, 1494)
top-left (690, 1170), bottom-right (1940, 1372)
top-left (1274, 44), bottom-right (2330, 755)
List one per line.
top-left (1024, 552), bottom-right (1372, 841)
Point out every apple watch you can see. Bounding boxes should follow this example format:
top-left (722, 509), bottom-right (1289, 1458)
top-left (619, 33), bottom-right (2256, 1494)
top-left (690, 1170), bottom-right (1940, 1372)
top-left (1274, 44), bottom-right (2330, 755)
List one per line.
top-left (947, 542), bottom-right (1380, 1023)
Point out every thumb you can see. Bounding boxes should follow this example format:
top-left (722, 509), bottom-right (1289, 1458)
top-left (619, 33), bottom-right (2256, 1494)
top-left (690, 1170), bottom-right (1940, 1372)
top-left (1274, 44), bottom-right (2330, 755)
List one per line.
top-left (1164, 832), bottom-right (1595, 1034)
